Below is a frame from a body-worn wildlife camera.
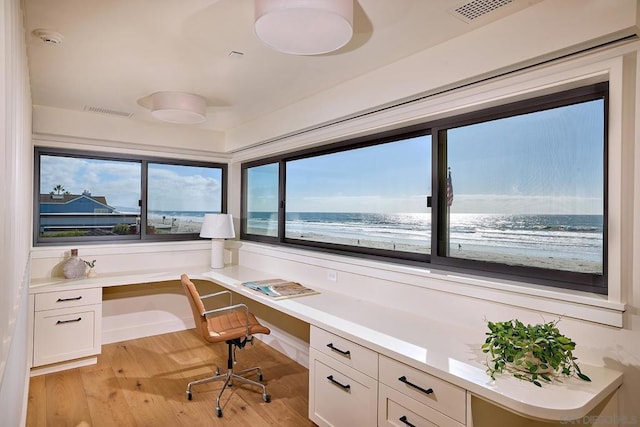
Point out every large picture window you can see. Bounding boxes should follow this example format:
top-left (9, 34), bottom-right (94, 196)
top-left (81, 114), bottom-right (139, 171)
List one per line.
top-left (241, 83), bottom-right (607, 293)
top-left (436, 96), bottom-right (604, 278)
top-left (284, 136), bottom-right (431, 256)
top-left (35, 148), bottom-right (226, 244)
top-left (244, 162), bottom-right (280, 238)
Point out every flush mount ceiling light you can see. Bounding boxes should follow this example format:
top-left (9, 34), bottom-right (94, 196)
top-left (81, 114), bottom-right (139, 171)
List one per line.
top-left (254, 0), bottom-right (353, 55)
top-left (33, 29), bottom-right (64, 45)
top-left (149, 91), bottom-right (207, 124)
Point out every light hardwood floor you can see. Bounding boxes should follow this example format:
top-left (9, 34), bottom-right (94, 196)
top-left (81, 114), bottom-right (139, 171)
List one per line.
top-left (27, 329), bottom-right (316, 426)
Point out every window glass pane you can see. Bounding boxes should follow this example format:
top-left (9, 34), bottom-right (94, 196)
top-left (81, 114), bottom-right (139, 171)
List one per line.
top-left (245, 163), bottom-right (279, 237)
top-left (285, 136), bottom-right (431, 253)
top-left (445, 99), bottom-right (604, 275)
top-left (39, 155), bottom-right (141, 239)
top-left (147, 163), bottom-right (223, 235)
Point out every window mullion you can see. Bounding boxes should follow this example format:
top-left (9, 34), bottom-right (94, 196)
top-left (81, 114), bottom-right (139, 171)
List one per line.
top-left (431, 127), bottom-right (448, 263)
top-left (278, 160), bottom-right (286, 241)
top-left (141, 160), bottom-right (148, 239)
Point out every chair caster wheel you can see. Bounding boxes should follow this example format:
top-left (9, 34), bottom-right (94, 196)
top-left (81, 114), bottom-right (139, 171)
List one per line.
top-left (186, 391), bottom-right (192, 401)
top-left (263, 393), bottom-right (271, 403)
top-left (216, 407), bottom-right (223, 417)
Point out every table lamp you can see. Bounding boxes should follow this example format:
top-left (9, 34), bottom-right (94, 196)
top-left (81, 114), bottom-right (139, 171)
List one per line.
top-left (200, 213), bottom-right (235, 269)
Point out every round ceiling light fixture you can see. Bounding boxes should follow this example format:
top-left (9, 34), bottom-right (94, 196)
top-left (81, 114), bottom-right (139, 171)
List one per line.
top-left (33, 29), bottom-right (64, 45)
top-left (254, 0), bottom-right (353, 55)
top-left (149, 91), bottom-right (207, 124)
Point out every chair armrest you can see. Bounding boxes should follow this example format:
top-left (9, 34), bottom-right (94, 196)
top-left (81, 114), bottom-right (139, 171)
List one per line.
top-left (202, 303), bottom-right (250, 337)
top-left (200, 290), bottom-right (232, 306)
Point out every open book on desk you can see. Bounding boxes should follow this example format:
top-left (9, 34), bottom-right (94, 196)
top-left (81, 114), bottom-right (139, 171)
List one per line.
top-left (241, 278), bottom-right (319, 300)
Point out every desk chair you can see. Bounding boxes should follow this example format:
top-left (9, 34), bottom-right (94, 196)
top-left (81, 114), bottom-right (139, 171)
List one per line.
top-left (180, 274), bottom-right (271, 417)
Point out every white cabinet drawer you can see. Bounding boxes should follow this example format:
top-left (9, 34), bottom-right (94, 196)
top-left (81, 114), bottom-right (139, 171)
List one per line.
top-left (309, 348), bottom-right (378, 427)
top-left (33, 303), bottom-right (102, 366)
top-left (378, 384), bottom-right (464, 427)
top-left (35, 287), bottom-right (101, 311)
top-left (379, 355), bottom-right (466, 424)
top-left (310, 326), bottom-right (378, 379)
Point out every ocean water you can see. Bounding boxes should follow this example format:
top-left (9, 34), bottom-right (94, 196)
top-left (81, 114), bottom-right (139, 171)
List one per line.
top-left (448, 213), bottom-right (603, 263)
top-left (248, 212), bottom-right (603, 272)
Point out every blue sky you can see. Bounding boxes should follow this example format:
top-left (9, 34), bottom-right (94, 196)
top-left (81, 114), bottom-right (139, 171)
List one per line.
top-left (447, 99), bottom-right (604, 214)
top-left (42, 99), bottom-right (604, 216)
top-left (251, 99), bottom-right (604, 215)
top-left (40, 157), bottom-right (222, 212)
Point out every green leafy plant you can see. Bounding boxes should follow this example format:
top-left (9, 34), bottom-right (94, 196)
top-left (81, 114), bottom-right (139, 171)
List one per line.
top-left (481, 319), bottom-right (591, 387)
top-left (112, 223), bottom-right (131, 235)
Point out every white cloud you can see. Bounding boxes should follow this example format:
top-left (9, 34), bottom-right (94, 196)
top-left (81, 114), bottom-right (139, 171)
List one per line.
top-left (147, 167), bottom-right (221, 211)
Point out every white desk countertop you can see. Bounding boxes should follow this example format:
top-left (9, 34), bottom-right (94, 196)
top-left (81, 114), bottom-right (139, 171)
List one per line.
top-left (30, 264), bottom-right (623, 422)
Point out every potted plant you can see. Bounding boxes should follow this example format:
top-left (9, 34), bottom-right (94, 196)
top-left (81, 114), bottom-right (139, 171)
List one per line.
top-left (481, 318), bottom-right (591, 387)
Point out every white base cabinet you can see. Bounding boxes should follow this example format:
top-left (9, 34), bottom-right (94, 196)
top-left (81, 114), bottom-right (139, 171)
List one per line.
top-left (310, 349), bottom-right (378, 426)
top-left (309, 326), bottom-right (379, 427)
top-left (309, 326), bottom-right (468, 427)
top-left (379, 355), bottom-right (466, 426)
top-left (32, 287), bottom-right (102, 367)
top-left (379, 384), bottom-right (463, 427)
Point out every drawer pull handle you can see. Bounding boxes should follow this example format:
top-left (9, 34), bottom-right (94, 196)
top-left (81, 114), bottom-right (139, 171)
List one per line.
top-left (326, 375), bottom-right (351, 392)
top-left (56, 317), bottom-right (82, 325)
top-left (326, 343), bottom-right (351, 358)
top-left (399, 415), bottom-right (416, 427)
top-left (398, 376), bottom-right (433, 395)
top-left (57, 296), bottom-right (82, 302)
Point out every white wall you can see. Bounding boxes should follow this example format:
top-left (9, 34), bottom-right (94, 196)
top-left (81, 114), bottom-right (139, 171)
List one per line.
top-left (0, 0), bottom-right (32, 425)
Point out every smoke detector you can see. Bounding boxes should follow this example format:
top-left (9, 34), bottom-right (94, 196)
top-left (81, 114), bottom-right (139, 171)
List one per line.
top-left (33, 29), bottom-right (64, 45)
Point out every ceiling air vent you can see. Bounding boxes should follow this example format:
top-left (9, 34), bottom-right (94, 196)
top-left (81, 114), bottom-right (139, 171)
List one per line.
top-left (84, 105), bottom-right (133, 118)
top-left (451, 0), bottom-right (513, 22)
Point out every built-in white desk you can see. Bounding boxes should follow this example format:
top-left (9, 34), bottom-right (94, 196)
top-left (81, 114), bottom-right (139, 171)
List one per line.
top-left (29, 265), bottom-right (623, 425)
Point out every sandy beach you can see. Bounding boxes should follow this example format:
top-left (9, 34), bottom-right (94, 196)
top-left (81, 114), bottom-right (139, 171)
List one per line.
top-left (283, 231), bottom-right (602, 274)
top-left (148, 216), bottom-right (202, 234)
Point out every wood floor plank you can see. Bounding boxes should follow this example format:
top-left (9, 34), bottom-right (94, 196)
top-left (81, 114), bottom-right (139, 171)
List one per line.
top-left (27, 329), bottom-right (314, 426)
top-left (26, 374), bottom-right (46, 427)
top-left (80, 366), bottom-right (137, 427)
top-left (44, 369), bottom-right (93, 427)
top-left (108, 340), bottom-right (183, 427)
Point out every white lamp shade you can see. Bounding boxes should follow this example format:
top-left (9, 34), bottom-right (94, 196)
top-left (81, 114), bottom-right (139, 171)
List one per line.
top-left (200, 213), bottom-right (235, 239)
top-left (254, 0), bottom-right (353, 55)
top-left (150, 91), bottom-right (207, 124)
top-left (200, 214), bottom-right (235, 269)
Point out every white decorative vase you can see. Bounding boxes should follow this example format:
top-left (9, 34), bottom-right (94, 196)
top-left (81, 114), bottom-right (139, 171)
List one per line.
top-left (63, 249), bottom-right (87, 279)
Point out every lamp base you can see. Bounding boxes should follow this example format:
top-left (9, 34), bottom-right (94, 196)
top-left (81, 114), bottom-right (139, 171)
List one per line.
top-left (210, 239), bottom-right (226, 269)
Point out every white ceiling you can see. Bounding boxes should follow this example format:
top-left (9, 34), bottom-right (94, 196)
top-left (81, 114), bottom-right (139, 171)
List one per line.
top-left (23, 0), bottom-right (539, 133)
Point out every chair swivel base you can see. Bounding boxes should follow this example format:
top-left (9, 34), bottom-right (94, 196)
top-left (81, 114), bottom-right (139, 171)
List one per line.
top-left (186, 366), bottom-right (270, 418)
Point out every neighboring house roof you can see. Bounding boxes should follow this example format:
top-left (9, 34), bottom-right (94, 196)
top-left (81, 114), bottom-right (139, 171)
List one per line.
top-left (40, 193), bottom-right (115, 213)
top-left (40, 194), bottom-right (109, 205)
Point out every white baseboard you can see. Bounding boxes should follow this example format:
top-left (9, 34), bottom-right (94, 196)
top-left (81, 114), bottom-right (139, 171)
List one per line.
top-left (30, 356), bottom-right (98, 377)
top-left (102, 317), bottom-right (192, 344)
top-left (20, 363), bottom-right (31, 426)
top-left (102, 316), bottom-right (310, 368)
top-left (257, 318), bottom-right (310, 369)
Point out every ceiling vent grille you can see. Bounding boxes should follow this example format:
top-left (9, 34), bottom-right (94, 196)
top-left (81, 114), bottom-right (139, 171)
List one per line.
top-left (452, 0), bottom-right (513, 22)
top-left (83, 105), bottom-right (133, 118)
